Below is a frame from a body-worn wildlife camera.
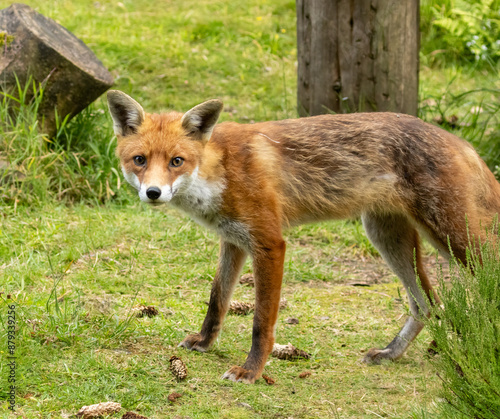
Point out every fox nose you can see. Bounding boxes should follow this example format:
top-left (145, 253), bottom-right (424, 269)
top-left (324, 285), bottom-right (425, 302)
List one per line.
top-left (146, 186), bottom-right (161, 200)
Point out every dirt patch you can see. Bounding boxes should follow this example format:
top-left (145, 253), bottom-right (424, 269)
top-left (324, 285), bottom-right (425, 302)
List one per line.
top-left (331, 252), bottom-right (451, 286)
top-left (333, 255), bottom-right (393, 285)
top-left (423, 254), bottom-right (452, 284)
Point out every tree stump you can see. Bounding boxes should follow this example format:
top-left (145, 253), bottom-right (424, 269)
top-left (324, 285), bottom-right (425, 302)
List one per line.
top-left (297, 0), bottom-right (419, 116)
top-left (0, 3), bottom-right (114, 136)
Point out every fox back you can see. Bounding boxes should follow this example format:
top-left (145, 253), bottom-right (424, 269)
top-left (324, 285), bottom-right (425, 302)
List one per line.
top-left (109, 91), bottom-right (500, 252)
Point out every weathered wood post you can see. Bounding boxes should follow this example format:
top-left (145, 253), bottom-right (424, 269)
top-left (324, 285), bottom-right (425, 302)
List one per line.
top-left (0, 3), bottom-right (114, 136)
top-left (297, 0), bottom-right (419, 116)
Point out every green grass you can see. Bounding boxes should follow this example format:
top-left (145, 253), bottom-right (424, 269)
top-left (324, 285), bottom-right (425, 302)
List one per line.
top-left (0, 78), bottom-right (123, 205)
top-left (29, 0), bottom-right (297, 119)
top-left (418, 66), bottom-right (500, 169)
top-left (0, 203), bottom-right (439, 418)
top-left (0, 0), bottom-right (499, 417)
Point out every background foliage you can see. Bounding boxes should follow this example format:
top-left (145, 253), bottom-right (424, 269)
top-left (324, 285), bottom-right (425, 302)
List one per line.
top-left (421, 0), bottom-right (500, 66)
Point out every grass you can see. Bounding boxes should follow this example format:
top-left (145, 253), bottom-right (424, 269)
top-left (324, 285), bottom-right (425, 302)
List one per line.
top-left (0, 203), bottom-right (439, 418)
top-left (0, 78), bottom-right (122, 206)
top-left (33, 0), bottom-right (297, 119)
top-left (418, 66), bottom-right (500, 169)
top-left (0, 0), bottom-right (499, 417)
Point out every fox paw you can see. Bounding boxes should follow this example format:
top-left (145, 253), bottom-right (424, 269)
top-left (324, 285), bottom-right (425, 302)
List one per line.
top-left (178, 333), bottom-right (210, 352)
top-left (222, 366), bottom-right (258, 384)
top-left (362, 348), bottom-right (395, 365)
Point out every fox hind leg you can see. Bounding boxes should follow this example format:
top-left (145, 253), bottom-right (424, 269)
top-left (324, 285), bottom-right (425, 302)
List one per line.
top-left (360, 212), bottom-right (437, 364)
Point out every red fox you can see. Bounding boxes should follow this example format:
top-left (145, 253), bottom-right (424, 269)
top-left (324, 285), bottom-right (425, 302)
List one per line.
top-left (107, 90), bottom-right (500, 384)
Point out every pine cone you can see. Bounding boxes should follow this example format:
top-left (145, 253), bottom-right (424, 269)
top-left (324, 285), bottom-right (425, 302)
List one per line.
top-left (228, 299), bottom-right (287, 315)
top-left (76, 401), bottom-right (121, 418)
top-left (167, 392), bottom-right (183, 403)
top-left (239, 273), bottom-right (255, 287)
top-left (122, 412), bottom-right (148, 419)
top-left (228, 300), bottom-right (254, 315)
top-left (169, 356), bottom-right (188, 380)
top-left (279, 298), bottom-right (288, 310)
top-left (298, 371), bottom-right (312, 379)
top-left (262, 374), bottom-right (275, 385)
top-left (132, 305), bottom-right (159, 318)
top-left (271, 343), bottom-right (311, 360)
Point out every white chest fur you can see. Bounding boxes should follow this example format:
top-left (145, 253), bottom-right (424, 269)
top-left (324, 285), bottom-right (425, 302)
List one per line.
top-left (172, 169), bottom-right (252, 252)
top-left (171, 167), bottom-right (225, 227)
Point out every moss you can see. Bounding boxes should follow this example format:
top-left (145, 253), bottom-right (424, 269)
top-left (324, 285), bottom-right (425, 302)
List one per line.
top-left (0, 31), bottom-right (15, 48)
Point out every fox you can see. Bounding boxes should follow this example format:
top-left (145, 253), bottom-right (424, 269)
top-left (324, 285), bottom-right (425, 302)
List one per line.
top-left (107, 90), bottom-right (500, 384)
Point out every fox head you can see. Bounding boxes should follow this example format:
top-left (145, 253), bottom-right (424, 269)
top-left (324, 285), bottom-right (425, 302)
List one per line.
top-left (107, 90), bottom-right (223, 206)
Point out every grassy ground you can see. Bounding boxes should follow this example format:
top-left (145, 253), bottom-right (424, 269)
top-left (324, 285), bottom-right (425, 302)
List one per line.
top-left (1, 202), bottom-right (440, 418)
top-left (0, 0), bottom-right (499, 417)
top-left (29, 0), bottom-right (298, 120)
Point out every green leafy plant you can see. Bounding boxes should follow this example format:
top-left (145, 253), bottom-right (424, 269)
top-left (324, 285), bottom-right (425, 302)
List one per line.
top-left (0, 77), bottom-right (129, 206)
top-left (425, 226), bottom-right (500, 418)
top-left (421, 0), bottom-right (500, 67)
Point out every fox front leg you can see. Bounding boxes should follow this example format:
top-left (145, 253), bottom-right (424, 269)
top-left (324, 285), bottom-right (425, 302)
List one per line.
top-left (222, 239), bottom-right (286, 384)
top-left (179, 241), bottom-right (247, 352)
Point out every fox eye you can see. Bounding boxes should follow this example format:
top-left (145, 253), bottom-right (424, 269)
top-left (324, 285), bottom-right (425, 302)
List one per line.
top-left (133, 155), bottom-right (146, 166)
top-left (170, 157), bottom-right (184, 167)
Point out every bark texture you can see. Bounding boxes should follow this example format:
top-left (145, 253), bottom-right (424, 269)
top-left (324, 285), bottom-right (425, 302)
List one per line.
top-left (0, 3), bottom-right (114, 136)
top-left (297, 0), bottom-right (419, 116)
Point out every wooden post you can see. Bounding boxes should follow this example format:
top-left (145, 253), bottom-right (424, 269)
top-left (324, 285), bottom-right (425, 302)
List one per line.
top-left (297, 0), bottom-right (419, 116)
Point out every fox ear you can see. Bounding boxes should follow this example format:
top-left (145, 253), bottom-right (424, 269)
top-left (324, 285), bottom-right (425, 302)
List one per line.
top-left (107, 90), bottom-right (145, 136)
top-left (181, 99), bottom-right (223, 141)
